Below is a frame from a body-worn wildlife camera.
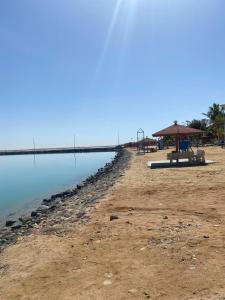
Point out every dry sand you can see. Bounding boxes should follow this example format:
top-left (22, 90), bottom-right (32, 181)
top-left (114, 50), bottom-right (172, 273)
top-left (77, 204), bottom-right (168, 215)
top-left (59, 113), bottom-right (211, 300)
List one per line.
top-left (1, 147), bottom-right (225, 300)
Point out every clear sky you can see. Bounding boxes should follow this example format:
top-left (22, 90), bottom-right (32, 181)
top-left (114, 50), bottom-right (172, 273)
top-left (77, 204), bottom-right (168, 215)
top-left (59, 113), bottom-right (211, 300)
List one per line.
top-left (1, 0), bottom-right (225, 148)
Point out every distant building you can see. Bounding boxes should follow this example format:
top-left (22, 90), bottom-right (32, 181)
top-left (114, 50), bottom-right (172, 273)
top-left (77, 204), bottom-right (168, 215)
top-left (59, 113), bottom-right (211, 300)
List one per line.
top-left (124, 137), bottom-right (157, 148)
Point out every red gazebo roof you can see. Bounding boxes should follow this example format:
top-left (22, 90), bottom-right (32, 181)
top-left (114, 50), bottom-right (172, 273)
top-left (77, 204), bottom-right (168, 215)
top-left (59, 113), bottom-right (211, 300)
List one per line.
top-left (152, 123), bottom-right (204, 137)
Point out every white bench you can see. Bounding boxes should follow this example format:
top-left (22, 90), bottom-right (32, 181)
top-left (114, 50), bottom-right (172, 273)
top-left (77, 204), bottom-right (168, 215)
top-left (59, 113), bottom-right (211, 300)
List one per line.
top-left (167, 151), bottom-right (194, 164)
top-left (193, 149), bottom-right (205, 163)
top-left (167, 149), bottom-right (205, 164)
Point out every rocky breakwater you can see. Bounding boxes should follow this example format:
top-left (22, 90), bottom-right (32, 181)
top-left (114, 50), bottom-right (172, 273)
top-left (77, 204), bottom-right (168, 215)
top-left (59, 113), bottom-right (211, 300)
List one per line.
top-left (0, 149), bottom-right (131, 251)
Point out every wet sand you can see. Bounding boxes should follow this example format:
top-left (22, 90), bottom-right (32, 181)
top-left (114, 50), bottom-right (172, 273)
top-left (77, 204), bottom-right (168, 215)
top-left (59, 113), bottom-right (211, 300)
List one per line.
top-left (1, 147), bottom-right (225, 299)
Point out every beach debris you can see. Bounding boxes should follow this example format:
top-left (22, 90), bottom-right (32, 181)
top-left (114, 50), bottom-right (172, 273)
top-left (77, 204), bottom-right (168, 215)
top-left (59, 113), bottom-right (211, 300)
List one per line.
top-left (110, 214), bottom-right (119, 221)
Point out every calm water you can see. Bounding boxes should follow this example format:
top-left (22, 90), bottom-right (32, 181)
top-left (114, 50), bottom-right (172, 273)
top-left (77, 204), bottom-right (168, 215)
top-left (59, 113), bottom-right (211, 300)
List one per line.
top-left (0, 152), bottom-right (115, 225)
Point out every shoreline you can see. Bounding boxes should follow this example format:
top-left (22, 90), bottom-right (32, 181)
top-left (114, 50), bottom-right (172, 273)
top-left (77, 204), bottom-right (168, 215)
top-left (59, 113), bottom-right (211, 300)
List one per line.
top-left (0, 149), bottom-right (131, 252)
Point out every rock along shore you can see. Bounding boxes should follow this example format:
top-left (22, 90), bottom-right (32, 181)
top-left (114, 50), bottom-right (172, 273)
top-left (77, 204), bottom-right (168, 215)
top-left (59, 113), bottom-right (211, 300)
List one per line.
top-left (0, 149), bottom-right (131, 252)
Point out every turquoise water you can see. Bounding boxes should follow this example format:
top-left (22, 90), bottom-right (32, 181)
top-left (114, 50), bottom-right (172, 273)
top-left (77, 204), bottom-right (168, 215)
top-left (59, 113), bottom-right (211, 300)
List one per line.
top-left (0, 152), bottom-right (115, 224)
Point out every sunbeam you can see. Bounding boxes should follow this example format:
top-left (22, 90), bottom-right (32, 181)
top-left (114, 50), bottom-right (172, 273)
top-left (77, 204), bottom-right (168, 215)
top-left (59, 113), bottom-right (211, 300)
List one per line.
top-left (94, 0), bottom-right (123, 81)
top-left (93, 0), bottom-right (138, 83)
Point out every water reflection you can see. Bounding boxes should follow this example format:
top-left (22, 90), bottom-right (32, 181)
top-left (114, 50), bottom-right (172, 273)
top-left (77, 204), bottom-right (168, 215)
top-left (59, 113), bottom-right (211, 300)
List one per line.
top-left (0, 152), bottom-right (115, 224)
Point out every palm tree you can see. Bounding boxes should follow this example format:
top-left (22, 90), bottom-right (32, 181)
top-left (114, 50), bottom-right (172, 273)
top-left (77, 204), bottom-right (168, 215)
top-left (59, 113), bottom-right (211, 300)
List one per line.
top-left (203, 103), bottom-right (224, 140)
top-left (203, 103), bottom-right (223, 123)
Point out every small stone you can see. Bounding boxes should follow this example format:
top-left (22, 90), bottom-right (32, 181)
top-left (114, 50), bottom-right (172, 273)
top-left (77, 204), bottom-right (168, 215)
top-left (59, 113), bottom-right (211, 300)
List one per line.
top-left (77, 212), bottom-right (85, 219)
top-left (37, 205), bottom-right (49, 212)
top-left (128, 289), bottom-right (138, 294)
top-left (203, 235), bottom-right (209, 239)
top-left (110, 214), bottom-right (119, 221)
top-left (103, 279), bottom-right (112, 286)
top-left (104, 272), bottom-right (113, 278)
top-left (163, 216), bottom-right (168, 219)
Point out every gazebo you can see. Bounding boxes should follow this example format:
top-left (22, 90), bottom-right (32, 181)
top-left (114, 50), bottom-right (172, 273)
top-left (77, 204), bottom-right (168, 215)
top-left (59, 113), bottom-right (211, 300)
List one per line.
top-left (152, 122), bottom-right (204, 152)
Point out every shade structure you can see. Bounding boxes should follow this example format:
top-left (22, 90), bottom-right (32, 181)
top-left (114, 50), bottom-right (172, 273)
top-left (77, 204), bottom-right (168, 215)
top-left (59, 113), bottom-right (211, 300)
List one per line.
top-left (152, 123), bottom-right (204, 152)
top-left (152, 123), bottom-right (204, 137)
top-left (141, 137), bottom-right (157, 146)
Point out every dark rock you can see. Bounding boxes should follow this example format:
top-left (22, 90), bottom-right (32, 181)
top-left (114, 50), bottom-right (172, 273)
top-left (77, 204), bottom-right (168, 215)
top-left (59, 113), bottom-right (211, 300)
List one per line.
top-left (163, 216), bottom-right (168, 219)
top-left (203, 235), bottom-right (209, 239)
top-left (19, 216), bottom-right (31, 224)
top-left (110, 214), bottom-right (119, 221)
top-left (31, 211), bottom-right (38, 217)
top-left (71, 189), bottom-right (78, 194)
top-left (49, 205), bottom-right (57, 211)
top-left (76, 184), bottom-right (84, 190)
top-left (42, 198), bottom-right (52, 205)
top-left (51, 191), bottom-right (70, 200)
top-left (76, 212), bottom-right (85, 219)
top-left (5, 220), bottom-right (16, 227)
top-left (11, 224), bottom-right (22, 230)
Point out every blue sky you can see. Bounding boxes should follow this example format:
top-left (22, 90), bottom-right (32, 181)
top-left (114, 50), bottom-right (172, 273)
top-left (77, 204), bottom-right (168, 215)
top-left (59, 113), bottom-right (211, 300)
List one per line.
top-left (1, 0), bottom-right (225, 148)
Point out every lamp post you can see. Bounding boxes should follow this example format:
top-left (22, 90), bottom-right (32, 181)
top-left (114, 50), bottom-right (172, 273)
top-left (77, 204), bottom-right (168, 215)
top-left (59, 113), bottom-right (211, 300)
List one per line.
top-left (221, 104), bottom-right (225, 147)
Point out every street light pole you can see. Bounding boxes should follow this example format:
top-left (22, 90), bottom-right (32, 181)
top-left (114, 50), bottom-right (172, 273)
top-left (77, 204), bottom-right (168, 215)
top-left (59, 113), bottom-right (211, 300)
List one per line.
top-left (220, 104), bottom-right (225, 147)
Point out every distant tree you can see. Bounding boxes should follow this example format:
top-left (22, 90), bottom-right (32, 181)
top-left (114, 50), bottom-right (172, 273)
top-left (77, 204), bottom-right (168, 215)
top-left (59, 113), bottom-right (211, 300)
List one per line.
top-left (186, 119), bottom-right (208, 131)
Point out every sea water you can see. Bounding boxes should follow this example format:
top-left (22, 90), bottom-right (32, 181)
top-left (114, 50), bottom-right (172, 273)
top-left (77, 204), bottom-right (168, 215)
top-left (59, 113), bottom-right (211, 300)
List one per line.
top-left (0, 152), bottom-right (115, 225)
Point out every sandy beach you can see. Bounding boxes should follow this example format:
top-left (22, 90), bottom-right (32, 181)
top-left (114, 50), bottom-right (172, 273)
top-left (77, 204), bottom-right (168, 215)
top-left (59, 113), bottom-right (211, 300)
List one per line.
top-left (1, 147), bottom-right (225, 299)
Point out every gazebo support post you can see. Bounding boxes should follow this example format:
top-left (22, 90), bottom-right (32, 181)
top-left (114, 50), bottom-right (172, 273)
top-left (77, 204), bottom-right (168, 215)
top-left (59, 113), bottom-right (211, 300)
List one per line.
top-left (176, 135), bottom-right (179, 152)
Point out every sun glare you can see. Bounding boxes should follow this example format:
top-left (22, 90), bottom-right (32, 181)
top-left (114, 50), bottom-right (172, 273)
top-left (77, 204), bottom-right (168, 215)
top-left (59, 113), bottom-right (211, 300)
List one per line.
top-left (93, 0), bottom-right (138, 83)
